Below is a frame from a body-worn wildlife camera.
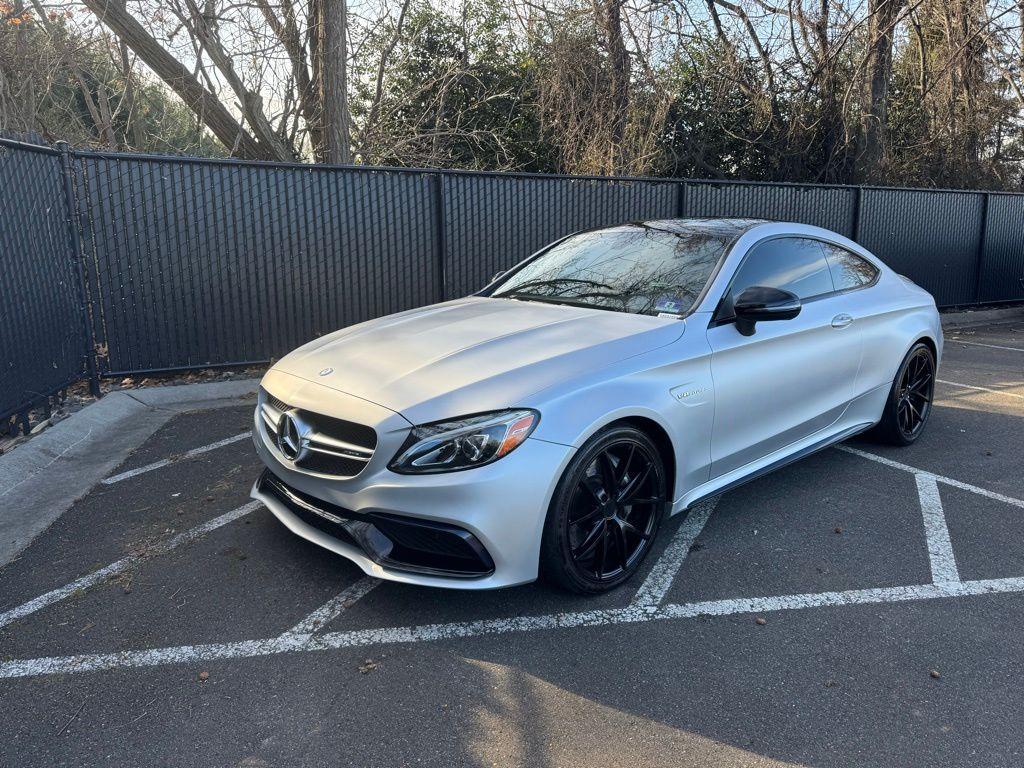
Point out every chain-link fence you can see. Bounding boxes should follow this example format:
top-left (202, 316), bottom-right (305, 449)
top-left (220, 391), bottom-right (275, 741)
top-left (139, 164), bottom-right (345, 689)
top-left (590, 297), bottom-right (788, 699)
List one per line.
top-left (3, 136), bottom-right (1023, 429)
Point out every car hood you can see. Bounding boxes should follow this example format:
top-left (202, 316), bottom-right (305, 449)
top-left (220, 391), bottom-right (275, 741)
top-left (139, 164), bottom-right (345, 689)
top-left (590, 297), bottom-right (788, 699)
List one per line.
top-left (273, 297), bottom-right (684, 425)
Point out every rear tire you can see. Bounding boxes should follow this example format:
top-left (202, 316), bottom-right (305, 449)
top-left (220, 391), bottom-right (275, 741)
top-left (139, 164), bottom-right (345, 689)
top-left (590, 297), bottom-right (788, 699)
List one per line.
top-left (869, 342), bottom-right (936, 446)
top-left (540, 426), bottom-right (667, 594)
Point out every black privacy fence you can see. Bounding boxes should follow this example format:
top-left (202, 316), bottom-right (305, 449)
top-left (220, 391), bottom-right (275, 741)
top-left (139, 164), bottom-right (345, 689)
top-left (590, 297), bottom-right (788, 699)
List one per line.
top-left (3, 135), bottom-right (1024, 427)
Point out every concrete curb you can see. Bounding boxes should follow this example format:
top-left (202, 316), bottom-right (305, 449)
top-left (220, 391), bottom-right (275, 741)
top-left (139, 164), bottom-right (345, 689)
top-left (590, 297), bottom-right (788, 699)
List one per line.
top-left (123, 379), bottom-right (260, 408)
top-left (941, 305), bottom-right (1024, 330)
top-left (0, 379), bottom-right (259, 568)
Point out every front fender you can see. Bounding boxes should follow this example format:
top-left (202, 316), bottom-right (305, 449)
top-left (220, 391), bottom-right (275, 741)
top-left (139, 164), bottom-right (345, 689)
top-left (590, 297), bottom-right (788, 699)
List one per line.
top-left (525, 336), bottom-right (715, 504)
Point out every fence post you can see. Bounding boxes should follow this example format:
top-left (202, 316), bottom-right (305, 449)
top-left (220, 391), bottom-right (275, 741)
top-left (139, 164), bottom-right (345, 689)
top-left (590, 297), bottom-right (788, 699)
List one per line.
top-left (675, 181), bottom-right (686, 218)
top-left (851, 186), bottom-right (863, 243)
top-left (55, 141), bottom-right (101, 398)
top-left (431, 172), bottom-right (447, 302)
top-left (973, 192), bottom-right (990, 304)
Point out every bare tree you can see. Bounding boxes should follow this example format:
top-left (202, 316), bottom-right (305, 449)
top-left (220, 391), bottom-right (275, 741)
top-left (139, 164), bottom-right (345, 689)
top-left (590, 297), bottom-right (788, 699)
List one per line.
top-left (9, 0), bottom-right (1024, 188)
top-left (858, 0), bottom-right (907, 179)
top-left (76, 0), bottom-right (358, 161)
top-left (79, 0), bottom-right (276, 157)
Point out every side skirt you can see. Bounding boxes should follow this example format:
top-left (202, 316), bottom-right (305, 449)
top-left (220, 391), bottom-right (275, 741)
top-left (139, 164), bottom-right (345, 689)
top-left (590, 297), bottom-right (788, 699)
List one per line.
top-left (674, 421), bottom-right (875, 514)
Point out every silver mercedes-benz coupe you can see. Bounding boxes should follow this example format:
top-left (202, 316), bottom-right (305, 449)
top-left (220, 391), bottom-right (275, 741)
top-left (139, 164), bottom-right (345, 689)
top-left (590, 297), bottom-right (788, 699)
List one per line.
top-left (251, 219), bottom-right (941, 593)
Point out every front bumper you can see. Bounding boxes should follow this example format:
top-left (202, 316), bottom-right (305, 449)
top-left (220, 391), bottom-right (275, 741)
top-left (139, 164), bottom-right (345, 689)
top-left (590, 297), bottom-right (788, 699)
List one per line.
top-left (250, 379), bottom-right (574, 589)
top-left (256, 469), bottom-right (497, 578)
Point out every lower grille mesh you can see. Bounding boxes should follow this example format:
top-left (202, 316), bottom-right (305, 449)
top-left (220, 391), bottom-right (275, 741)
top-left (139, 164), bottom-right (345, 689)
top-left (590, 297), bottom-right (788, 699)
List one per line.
top-left (298, 451), bottom-right (368, 477)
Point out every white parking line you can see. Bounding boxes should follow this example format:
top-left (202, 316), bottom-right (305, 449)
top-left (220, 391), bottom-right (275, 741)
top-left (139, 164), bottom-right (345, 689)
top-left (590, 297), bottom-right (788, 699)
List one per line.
top-left (915, 474), bottom-right (960, 584)
top-left (658, 577), bottom-right (1024, 619)
top-left (947, 339), bottom-right (1024, 353)
top-left (937, 379), bottom-right (1024, 400)
top-left (0, 501), bottom-right (262, 631)
top-left (3, 575), bottom-right (1023, 680)
top-left (632, 497), bottom-right (718, 607)
top-left (281, 577), bottom-right (380, 638)
top-left (5, 435), bottom-right (1024, 681)
top-left (837, 445), bottom-right (1024, 509)
top-left (102, 432), bottom-right (252, 485)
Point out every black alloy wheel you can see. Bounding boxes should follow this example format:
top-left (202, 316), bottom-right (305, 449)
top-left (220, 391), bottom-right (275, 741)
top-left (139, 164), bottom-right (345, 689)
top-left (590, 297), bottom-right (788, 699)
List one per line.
top-left (872, 342), bottom-right (936, 446)
top-left (896, 347), bottom-right (934, 438)
top-left (541, 426), bottom-right (667, 593)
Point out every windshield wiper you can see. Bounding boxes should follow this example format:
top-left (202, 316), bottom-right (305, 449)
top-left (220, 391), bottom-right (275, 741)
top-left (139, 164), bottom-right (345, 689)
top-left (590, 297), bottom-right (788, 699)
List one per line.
top-left (498, 292), bottom-right (624, 313)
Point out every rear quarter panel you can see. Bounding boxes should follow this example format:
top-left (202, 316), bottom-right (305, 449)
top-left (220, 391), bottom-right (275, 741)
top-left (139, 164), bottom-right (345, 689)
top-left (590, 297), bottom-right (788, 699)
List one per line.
top-left (854, 272), bottom-right (942, 395)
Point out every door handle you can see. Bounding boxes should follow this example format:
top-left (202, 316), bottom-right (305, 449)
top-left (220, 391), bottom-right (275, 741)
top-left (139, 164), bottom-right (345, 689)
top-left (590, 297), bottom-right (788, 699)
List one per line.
top-left (831, 313), bottom-right (854, 329)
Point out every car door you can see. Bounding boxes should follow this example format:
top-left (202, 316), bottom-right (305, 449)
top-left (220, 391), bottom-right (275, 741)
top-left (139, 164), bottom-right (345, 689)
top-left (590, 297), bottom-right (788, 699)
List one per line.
top-left (706, 236), bottom-right (863, 479)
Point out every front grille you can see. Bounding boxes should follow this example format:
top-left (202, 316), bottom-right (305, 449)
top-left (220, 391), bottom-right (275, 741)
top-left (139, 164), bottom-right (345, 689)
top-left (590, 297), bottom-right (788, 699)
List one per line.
top-left (303, 411), bottom-right (376, 450)
top-left (299, 450), bottom-right (368, 477)
top-left (261, 412), bottom-right (277, 444)
top-left (265, 392), bottom-right (290, 413)
top-left (259, 387), bottom-right (376, 479)
top-left (258, 470), bottom-right (494, 578)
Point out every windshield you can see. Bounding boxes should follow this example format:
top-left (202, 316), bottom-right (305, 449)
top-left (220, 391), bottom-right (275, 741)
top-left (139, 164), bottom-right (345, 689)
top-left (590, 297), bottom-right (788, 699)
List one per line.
top-left (491, 223), bottom-right (733, 316)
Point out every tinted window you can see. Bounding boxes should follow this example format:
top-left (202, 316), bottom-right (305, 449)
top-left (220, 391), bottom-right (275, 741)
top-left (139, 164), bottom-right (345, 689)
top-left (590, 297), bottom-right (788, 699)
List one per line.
top-left (821, 242), bottom-right (878, 290)
top-left (723, 237), bottom-right (833, 317)
top-left (492, 223), bottom-right (736, 316)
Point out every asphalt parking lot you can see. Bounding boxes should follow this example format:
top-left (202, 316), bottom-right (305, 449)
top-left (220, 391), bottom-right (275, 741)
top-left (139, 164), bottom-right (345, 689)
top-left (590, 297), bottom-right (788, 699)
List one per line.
top-left (2, 319), bottom-right (1023, 768)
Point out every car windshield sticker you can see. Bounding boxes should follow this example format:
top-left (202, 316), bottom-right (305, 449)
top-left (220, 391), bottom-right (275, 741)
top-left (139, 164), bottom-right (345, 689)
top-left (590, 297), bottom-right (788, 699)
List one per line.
top-left (654, 297), bottom-right (685, 314)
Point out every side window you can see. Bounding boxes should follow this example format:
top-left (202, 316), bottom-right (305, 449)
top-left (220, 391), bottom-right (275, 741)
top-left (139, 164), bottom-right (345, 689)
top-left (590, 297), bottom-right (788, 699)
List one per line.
top-left (721, 237), bottom-right (834, 318)
top-left (821, 242), bottom-right (879, 291)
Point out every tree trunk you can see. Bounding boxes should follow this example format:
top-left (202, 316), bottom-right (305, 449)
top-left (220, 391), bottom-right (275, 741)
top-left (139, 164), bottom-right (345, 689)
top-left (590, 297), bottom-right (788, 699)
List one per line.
top-left (319, 0), bottom-right (351, 164)
top-left (599, 0), bottom-right (630, 174)
top-left (80, 0), bottom-right (271, 159)
top-left (179, 0), bottom-right (293, 160)
top-left (811, 0), bottom-right (848, 181)
top-left (858, 0), bottom-right (906, 181)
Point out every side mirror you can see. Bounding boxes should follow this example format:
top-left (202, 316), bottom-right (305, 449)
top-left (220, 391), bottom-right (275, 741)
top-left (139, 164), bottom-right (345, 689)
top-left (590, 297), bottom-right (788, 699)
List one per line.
top-left (733, 286), bottom-right (801, 336)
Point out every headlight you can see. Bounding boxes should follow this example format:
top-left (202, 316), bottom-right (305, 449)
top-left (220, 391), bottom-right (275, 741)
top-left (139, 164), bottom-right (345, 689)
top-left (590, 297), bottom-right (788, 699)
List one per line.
top-left (388, 409), bottom-right (539, 474)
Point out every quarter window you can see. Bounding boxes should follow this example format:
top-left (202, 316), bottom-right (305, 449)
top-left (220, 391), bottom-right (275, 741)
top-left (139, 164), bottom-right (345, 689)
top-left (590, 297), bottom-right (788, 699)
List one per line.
top-left (821, 242), bottom-right (878, 290)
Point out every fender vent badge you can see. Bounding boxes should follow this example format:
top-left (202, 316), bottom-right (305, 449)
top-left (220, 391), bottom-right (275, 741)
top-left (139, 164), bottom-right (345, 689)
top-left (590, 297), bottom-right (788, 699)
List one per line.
top-left (671, 385), bottom-right (708, 401)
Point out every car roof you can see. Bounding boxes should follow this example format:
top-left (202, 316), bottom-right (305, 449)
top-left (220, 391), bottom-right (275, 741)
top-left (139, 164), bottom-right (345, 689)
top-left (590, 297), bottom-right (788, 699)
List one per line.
top-left (599, 218), bottom-right (773, 239)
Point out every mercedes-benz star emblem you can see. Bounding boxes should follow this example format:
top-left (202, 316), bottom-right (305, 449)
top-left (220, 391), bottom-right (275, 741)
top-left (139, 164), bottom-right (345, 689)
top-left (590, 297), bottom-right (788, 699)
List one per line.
top-left (319, 367), bottom-right (333, 377)
top-left (277, 411), bottom-right (306, 461)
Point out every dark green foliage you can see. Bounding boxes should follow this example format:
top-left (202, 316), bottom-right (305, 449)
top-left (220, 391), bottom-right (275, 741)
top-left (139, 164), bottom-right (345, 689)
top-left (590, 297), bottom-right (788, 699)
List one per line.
top-left (351, 0), bottom-right (556, 171)
top-left (0, 13), bottom-right (225, 155)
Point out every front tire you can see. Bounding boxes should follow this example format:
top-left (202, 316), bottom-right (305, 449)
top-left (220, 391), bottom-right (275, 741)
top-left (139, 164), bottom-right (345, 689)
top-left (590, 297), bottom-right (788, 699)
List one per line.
top-left (540, 426), bottom-right (668, 594)
top-left (871, 342), bottom-right (936, 446)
